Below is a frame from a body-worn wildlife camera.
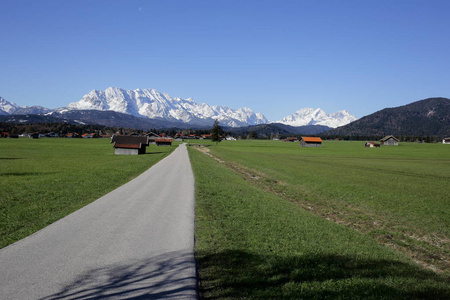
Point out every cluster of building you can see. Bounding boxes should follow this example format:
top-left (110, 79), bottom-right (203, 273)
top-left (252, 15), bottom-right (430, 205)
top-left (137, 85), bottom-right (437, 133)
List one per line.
top-left (111, 132), bottom-right (173, 155)
top-left (280, 135), bottom-right (441, 148)
top-left (173, 133), bottom-right (212, 140)
top-left (364, 135), bottom-right (399, 148)
top-left (3, 130), bottom-right (450, 151)
top-left (1, 132), bottom-right (18, 138)
top-left (282, 136), bottom-right (324, 147)
top-left (110, 132), bottom-right (238, 155)
top-left (0, 132), bottom-right (109, 139)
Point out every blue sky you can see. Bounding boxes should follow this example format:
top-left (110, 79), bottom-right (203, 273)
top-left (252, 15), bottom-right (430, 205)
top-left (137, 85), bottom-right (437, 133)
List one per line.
top-left (1, 0), bottom-right (449, 121)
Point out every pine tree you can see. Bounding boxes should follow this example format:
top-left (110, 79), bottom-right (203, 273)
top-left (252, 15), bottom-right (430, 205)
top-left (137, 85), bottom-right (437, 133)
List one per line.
top-left (211, 119), bottom-right (223, 145)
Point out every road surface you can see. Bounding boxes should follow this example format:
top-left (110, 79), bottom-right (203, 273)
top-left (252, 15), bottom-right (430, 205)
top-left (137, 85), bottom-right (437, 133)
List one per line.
top-left (0, 144), bottom-right (197, 299)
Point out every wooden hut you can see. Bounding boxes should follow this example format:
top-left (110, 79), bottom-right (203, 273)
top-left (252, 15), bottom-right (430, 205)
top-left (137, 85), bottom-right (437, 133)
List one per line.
top-left (365, 142), bottom-right (380, 148)
top-left (66, 133), bottom-right (80, 138)
top-left (380, 135), bottom-right (399, 146)
top-left (155, 138), bottom-right (173, 146)
top-left (146, 132), bottom-right (160, 144)
top-left (111, 135), bottom-right (150, 155)
top-left (300, 137), bottom-right (323, 147)
top-left (82, 133), bottom-right (99, 138)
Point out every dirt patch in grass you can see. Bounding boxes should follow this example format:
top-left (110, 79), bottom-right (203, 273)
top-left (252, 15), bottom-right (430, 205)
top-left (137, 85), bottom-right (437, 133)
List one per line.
top-left (189, 144), bottom-right (211, 153)
top-left (191, 144), bottom-right (225, 163)
top-left (197, 147), bottom-right (449, 275)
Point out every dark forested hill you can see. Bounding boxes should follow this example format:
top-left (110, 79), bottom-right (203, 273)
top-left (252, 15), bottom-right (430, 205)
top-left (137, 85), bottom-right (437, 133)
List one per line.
top-left (323, 98), bottom-right (450, 138)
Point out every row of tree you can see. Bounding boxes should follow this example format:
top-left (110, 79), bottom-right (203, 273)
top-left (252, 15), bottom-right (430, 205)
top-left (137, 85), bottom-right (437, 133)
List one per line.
top-left (1, 121), bottom-right (444, 143)
top-left (0, 122), bottom-right (122, 136)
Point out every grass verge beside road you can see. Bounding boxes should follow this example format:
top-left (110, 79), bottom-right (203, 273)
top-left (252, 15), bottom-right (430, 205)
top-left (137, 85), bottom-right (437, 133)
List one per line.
top-left (207, 140), bottom-right (450, 272)
top-left (0, 138), bottom-right (175, 249)
top-left (189, 142), bottom-right (449, 299)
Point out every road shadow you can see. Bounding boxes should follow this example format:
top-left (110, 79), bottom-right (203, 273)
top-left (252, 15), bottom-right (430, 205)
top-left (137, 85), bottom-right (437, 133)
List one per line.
top-left (40, 250), bottom-right (198, 300)
top-left (197, 250), bottom-right (450, 299)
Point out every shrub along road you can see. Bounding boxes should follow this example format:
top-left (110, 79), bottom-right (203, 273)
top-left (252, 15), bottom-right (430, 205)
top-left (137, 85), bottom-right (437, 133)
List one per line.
top-left (0, 144), bottom-right (197, 299)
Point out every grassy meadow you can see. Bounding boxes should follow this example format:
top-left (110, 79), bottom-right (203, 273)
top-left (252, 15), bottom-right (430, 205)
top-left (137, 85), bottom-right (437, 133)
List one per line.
top-left (1, 137), bottom-right (449, 298)
top-left (0, 137), bottom-right (175, 249)
top-left (189, 140), bottom-right (450, 298)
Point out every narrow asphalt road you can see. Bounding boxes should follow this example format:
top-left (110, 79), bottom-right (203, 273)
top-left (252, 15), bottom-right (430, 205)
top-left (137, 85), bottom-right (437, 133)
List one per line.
top-left (0, 144), bottom-right (197, 299)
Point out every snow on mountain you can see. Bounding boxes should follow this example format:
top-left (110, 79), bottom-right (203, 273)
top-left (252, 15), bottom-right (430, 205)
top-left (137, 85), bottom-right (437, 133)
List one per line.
top-left (2, 91), bottom-right (356, 129)
top-left (13, 106), bottom-right (52, 115)
top-left (0, 97), bottom-right (21, 115)
top-left (0, 96), bottom-right (51, 115)
top-left (277, 108), bottom-right (357, 128)
top-left (68, 87), bottom-right (269, 127)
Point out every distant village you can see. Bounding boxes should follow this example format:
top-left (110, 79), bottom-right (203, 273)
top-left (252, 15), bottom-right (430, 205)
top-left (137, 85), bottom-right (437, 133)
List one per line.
top-left (0, 130), bottom-right (233, 140)
top-left (1, 121), bottom-right (448, 145)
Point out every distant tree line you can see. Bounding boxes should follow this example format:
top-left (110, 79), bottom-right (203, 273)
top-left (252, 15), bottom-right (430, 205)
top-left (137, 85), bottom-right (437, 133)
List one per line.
top-left (321, 134), bottom-right (442, 143)
top-left (0, 122), bottom-right (119, 136)
top-left (0, 122), bottom-right (444, 143)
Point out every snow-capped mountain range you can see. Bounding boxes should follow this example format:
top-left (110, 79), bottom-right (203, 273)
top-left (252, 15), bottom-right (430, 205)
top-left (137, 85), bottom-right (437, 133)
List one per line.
top-left (0, 88), bottom-right (357, 128)
top-left (276, 108), bottom-right (357, 128)
top-left (66, 87), bottom-right (268, 127)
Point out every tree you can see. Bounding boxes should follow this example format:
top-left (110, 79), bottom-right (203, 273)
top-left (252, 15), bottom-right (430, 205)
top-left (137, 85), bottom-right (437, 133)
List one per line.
top-left (248, 131), bottom-right (258, 139)
top-left (211, 119), bottom-right (223, 145)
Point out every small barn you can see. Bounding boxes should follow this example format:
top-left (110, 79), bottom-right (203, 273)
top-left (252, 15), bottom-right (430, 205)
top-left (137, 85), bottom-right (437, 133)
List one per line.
top-left (380, 135), bottom-right (399, 146)
top-left (46, 132), bottom-right (59, 137)
top-left (111, 135), bottom-right (150, 155)
top-left (30, 132), bottom-right (40, 139)
top-left (82, 133), bottom-right (98, 138)
top-left (443, 137), bottom-right (450, 144)
top-left (66, 133), bottom-right (80, 138)
top-left (365, 142), bottom-right (380, 148)
top-left (146, 132), bottom-right (160, 144)
top-left (300, 137), bottom-right (323, 147)
top-left (155, 138), bottom-right (172, 146)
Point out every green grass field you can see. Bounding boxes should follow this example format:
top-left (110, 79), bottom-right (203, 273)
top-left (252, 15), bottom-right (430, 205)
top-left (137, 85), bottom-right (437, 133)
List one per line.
top-left (189, 140), bottom-right (449, 298)
top-left (1, 137), bottom-right (449, 298)
top-left (0, 137), bottom-right (175, 249)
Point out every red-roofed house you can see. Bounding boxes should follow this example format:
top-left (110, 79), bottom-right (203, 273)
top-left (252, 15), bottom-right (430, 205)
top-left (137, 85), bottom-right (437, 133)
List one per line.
top-left (82, 133), bottom-right (99, 138)
top-left (365, 141), bottom-right (380, 148)
top-left (300, 137), bottom-right (323, 147)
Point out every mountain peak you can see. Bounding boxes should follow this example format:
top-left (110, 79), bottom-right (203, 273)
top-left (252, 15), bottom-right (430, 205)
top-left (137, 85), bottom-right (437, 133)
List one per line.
top-left (0, 96), bottom-right (22, 115)
top-left (67, 87), bottom-right (269, 127)
top-left (277, 108), bottom-right (357, 128)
